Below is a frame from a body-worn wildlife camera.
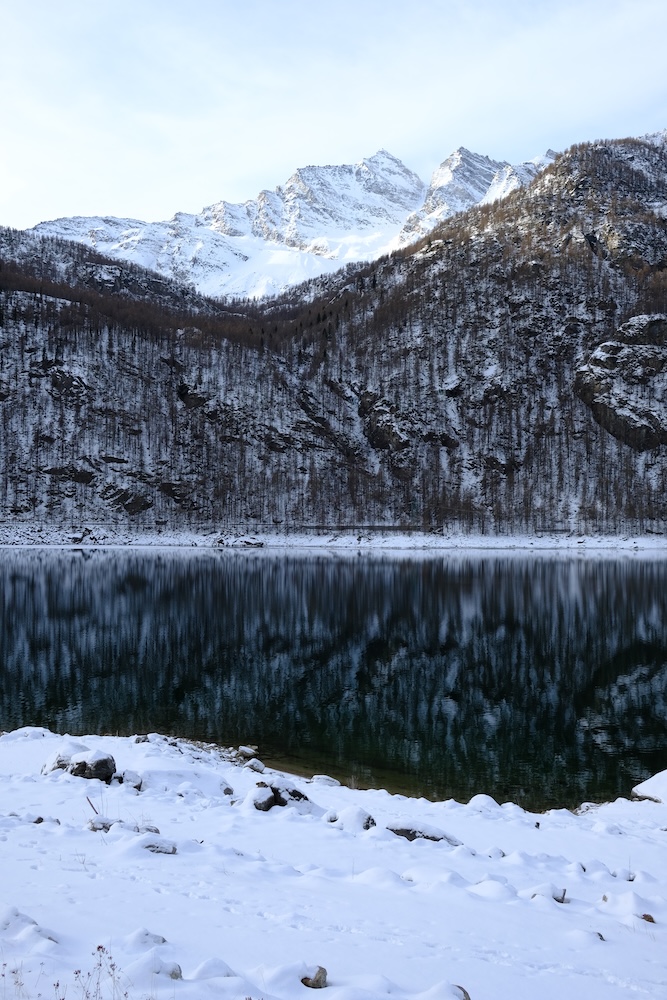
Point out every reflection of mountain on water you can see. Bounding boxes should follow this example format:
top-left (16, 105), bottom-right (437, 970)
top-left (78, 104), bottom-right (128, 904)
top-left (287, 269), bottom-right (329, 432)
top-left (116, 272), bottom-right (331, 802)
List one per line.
top-left (579, 649), bottom-right (667, 761)
top-left (1, 551), bottom-right (666, 808)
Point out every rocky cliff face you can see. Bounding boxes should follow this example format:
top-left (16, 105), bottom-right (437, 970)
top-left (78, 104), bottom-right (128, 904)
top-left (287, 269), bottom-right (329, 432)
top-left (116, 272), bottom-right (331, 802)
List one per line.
top-left (1, 133), bottom-right (666, 536)
top-left (575, 314), bottom-right (667, 450)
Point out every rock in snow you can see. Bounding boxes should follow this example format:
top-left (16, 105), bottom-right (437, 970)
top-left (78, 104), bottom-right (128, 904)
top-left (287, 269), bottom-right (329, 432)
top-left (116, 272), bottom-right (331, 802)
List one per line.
top-left (301, 965), bottom-right (328, 988)
top-left (68, 749), bottom-right (117, 783)
top-left (250, 782), bottom-right (276, 811)
top-left (387, 822), bottom-right (462, 846)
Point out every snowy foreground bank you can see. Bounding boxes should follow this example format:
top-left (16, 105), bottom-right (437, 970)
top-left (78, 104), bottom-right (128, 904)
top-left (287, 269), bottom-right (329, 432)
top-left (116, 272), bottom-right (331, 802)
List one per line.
top-left (2, 526), bottom-right (667, 552)
top-left (1, 730), bottom-right (666, 1000)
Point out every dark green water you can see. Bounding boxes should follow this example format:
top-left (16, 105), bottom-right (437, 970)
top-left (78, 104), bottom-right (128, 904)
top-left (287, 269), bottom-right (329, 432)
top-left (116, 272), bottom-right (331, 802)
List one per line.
top-left (1, 548), bottom-right (666, 809)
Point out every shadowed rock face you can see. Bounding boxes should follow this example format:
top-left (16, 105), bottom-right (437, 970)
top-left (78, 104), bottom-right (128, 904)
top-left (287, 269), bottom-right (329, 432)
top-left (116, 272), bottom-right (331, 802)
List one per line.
top-left (575, 314), bottom-right (667, 450)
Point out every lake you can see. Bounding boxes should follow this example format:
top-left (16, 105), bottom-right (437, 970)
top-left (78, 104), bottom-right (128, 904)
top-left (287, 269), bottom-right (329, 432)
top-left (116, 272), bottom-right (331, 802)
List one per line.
top-left (1, 547), bottom-right (666, 809)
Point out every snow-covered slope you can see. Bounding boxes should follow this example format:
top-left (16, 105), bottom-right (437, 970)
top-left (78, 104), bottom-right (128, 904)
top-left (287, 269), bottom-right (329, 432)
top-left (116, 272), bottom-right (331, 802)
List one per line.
top-left (207, 149), bottom-right (426, 247)
top-left (29, 146), bottom-right (553, 299)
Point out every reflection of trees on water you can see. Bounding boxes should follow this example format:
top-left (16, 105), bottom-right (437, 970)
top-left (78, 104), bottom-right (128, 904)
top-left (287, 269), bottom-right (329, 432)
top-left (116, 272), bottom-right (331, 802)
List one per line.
top-left (1, 551), bottom-right (666, 808)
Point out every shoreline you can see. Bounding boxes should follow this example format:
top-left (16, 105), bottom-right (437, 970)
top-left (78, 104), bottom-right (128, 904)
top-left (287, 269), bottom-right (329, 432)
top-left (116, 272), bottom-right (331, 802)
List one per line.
top-left (2, 525), bottom-right (667, 552)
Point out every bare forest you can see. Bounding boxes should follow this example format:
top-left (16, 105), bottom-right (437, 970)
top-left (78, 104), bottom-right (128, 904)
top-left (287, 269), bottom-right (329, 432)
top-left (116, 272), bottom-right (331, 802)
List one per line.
top-left (1, 137), bottom-right (667, 536)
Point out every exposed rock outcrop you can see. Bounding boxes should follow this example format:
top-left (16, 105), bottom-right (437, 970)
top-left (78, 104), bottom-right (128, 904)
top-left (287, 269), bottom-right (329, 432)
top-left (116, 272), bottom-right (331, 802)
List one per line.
top-left (575, 314), bottom-right (667, 451)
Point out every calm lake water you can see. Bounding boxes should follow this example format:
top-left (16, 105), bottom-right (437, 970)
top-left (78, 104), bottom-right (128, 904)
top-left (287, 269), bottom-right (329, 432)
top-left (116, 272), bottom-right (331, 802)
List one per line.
top-left (1, 548), bottom-right (666, 809)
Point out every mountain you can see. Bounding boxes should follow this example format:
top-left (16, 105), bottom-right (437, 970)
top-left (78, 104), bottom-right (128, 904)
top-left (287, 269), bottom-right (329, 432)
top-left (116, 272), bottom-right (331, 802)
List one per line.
top-left (397, 147), bottom-right (556, 244)
top-left (28, 147), bottom-right (554, 300)
top-left (1, 131), bottom-right (666, 538)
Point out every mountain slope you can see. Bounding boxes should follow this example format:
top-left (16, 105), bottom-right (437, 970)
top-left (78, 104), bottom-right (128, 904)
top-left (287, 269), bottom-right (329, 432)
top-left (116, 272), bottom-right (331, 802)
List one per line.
top-left (2, 133), bottom-right (666, 536)
top-left (397, 147), bottom-right (556, 244)
top-left (28, 146), bottom-right (553, 299)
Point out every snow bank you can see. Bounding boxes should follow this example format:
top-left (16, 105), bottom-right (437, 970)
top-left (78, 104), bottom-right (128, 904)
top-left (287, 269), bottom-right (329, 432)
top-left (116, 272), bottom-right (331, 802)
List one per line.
top-left (1, 728), bottom-right (666, 999)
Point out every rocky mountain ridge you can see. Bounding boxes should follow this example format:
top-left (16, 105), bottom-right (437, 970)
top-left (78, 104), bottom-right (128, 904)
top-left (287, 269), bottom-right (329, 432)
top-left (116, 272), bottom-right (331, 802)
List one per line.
top-left (28, 146), bottom-right (554, 299)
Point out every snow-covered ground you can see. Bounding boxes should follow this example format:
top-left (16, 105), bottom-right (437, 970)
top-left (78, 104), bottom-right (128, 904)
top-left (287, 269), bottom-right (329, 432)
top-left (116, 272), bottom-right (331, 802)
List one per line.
top-left (2, 525), bottom-right (667, 553)
top-left (1, 728), bottom-right (666, 1000)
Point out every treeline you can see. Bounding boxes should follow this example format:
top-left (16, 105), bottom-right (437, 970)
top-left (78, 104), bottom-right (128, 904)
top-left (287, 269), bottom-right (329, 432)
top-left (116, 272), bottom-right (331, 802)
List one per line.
top-left (0, 251), bottom-right (264, 351)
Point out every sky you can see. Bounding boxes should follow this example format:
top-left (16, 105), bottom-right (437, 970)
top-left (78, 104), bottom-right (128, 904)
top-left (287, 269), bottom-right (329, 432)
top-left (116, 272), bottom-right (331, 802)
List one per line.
top-left (1, 0), bottom-right (666, 230)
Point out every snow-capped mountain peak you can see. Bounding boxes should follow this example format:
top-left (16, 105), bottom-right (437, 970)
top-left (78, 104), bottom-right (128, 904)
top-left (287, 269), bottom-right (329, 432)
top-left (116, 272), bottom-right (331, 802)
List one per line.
top-left (397, 146), bottom-right (557, 244)
top-left (29, 144), bottom-right (554, 299)
top-left (203, 150), bottom-right (426, 249)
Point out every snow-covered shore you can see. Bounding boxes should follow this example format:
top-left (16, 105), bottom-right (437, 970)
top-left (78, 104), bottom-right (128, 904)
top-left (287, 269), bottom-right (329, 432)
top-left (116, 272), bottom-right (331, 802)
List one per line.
top-left (1, 728), bottom-right (666, 1000)
top-left (2, 525), bottom-right (667, 553)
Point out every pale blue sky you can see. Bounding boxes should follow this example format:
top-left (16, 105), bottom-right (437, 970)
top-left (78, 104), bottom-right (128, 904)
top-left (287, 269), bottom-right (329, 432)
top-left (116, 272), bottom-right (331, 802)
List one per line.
top-left (2, 0), bottom-right (665, 228)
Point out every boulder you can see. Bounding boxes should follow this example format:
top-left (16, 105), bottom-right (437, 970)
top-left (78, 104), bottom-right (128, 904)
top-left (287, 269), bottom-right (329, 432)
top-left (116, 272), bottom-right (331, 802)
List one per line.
top-left (329, 806), bottom-right (376, 831)
top-left (121, 769), bottom-right (143, 790)
top-left (251, 783), bottom-right (276, 812)
top-left (68, 750), bottom-right (116, 784)
top-left (270, 781), bottom-right (309, 807)
top-left (41, 740), bottom-right (91, 774)
top-left (87, 817), bottom-right (115, 832)
top-left (387, 822), bottom-right (462, 846)
top-left (301, 966), bottom-right (327, 989)
top-left (140, 834), bottom-right (177, 854)
top-left (244, 757), bottom-right (266, 773)
top-left (88, 818), bottom-right (140, 833)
